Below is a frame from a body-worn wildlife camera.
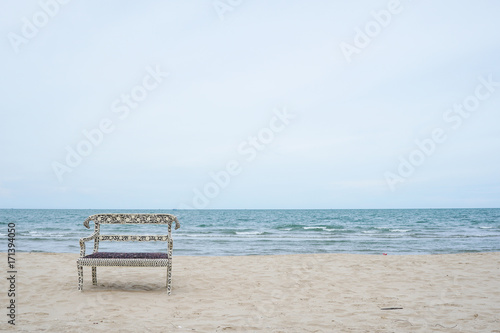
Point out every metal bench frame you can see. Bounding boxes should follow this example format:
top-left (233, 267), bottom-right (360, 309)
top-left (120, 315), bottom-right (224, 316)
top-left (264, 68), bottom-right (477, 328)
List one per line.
top-left (77, 214), bottom-right (180, 295)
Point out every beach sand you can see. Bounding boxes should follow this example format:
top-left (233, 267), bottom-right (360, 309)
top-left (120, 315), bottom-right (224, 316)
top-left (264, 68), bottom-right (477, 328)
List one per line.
top-left (1, 252), bottom-right (499, 332)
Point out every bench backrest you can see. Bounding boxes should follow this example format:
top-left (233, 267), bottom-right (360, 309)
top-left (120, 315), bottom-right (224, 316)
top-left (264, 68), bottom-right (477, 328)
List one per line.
top-left (83, 214), bottom-right (180, 253)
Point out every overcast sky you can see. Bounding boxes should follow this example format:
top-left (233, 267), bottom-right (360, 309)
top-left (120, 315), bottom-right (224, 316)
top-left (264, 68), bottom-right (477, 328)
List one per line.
top-left (1, 0), bottom-right (499, 209)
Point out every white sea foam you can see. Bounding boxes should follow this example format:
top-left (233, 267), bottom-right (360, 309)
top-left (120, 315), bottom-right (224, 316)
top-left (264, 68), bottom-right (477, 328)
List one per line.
top-left (235, 231), bottom-right (265, 235)
top-left (28, 231), bottom-right (66, 237)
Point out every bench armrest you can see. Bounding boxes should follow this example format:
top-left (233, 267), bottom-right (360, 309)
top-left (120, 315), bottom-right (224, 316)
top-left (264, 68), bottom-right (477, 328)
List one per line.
top-left (79, 232), bottom-right (99, 257)
top-left (168, 238), bottom-right (174, 257)
top-left (173, 217), bottom-right (180, 230)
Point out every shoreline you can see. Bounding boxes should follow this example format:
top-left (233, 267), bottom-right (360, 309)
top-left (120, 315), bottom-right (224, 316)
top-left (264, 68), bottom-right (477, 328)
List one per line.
top-left (1, 252), bottom-right (499, 332)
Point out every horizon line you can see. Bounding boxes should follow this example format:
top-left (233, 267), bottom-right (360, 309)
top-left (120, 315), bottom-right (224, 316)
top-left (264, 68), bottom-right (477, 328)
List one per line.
top-left (1, 207), bottom-right (499, 210)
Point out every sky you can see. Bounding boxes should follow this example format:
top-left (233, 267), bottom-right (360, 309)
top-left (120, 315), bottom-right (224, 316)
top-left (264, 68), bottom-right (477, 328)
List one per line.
top-left (0, 0), bottom-right (499, 209)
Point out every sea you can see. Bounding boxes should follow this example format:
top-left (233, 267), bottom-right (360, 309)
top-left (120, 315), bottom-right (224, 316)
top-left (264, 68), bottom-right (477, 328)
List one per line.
top-left (1, 209), bottom-right (499, 256)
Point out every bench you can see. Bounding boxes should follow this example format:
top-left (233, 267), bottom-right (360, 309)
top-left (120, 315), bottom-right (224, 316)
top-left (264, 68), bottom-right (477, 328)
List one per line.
top-left (77, 213), bottom-right (180, 294)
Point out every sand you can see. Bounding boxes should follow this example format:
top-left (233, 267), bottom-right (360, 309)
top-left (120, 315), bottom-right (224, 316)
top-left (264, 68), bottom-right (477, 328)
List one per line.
top-left (1, 252), bottom-right (499, 332)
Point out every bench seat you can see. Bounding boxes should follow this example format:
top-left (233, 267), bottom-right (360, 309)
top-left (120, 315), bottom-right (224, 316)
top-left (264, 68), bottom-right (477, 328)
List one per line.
top-left (83, 252), bottom-right (169, 259)
top-left (78, 252), bottom-right (169, 267)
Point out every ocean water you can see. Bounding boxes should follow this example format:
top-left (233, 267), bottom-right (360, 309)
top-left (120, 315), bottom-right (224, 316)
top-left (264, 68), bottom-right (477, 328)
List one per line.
top-left (1, 209), bottom-right (499, 256)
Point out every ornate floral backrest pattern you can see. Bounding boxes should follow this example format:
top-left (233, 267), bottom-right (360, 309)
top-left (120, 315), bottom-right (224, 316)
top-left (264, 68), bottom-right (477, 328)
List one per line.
top-left (81, 214), bottom-right (180, 256)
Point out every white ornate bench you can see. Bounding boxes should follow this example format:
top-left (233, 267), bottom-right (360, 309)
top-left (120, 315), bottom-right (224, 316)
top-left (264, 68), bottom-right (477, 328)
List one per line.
top-left (77, 213), bottom-right (180, 294)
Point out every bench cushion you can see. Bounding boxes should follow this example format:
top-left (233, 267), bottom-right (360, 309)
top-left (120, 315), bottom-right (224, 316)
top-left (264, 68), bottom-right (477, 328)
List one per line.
top-left (77, 252), bottom-right (170, 267)
top-left (84, 252), bottom-right (168, 259)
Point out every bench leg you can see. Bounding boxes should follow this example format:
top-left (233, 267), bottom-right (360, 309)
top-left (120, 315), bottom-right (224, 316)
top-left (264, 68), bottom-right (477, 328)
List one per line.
top-left (167, 261), bottom-right (172, 295)
top-left (77, 264), bottom-right (83, 291)
top-left (92, 267), bottom-right (97, 285)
